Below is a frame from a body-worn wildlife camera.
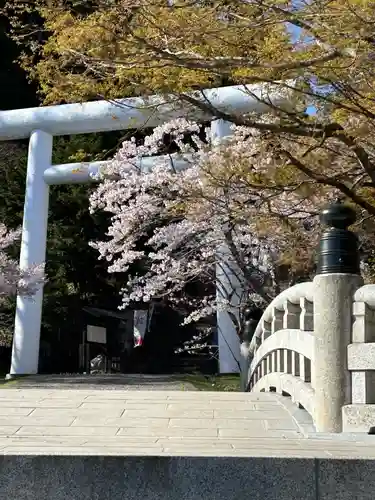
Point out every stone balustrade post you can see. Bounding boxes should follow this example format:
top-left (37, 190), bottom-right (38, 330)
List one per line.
top-left (313, 200), bottom-right (363, 432)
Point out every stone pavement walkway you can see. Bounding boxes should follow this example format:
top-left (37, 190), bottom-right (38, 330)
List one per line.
top-left (0, 387), bottom-right (375, 458)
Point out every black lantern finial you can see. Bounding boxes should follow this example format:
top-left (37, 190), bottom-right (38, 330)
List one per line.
top-left (317, 200), bottom-right (360, 274)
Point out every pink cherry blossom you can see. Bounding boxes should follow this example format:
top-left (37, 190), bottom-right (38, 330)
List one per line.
top-left (0, 224), bottom-right (45, 299)
top-left (89, 118), bottom-right (325, 334)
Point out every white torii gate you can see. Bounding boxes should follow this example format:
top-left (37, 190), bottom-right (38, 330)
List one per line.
top-left (0, 83), bottom-right (289, 377)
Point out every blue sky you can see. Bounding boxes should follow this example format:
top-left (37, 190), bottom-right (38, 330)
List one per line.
top-left (287, 21), bottom-right (317, 115)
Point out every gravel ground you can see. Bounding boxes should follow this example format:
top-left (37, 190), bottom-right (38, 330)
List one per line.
top-left (4, 374), bottom-right (197, 391)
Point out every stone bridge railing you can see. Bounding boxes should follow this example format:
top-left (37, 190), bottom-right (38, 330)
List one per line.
top-left (248, 282), bottom-right (315, 417)
top-left (343, 284), bottom-right (375, 432)
top-left (246, 201), bottom-right (375, 434)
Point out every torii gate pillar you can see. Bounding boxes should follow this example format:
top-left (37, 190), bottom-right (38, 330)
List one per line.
top-left (9, 130), bottom-right (52, 376)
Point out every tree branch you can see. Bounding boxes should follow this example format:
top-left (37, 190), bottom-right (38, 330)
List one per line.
top-left (281, 149), bottom-right (375, 216)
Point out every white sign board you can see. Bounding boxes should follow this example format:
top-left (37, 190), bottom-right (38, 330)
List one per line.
top-left (87, 325), bottom-right (107, 344)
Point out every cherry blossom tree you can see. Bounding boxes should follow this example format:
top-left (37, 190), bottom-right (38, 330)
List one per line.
top-left (0, 224), bottom-right (45, 347)
top-left (89, 117), bottom-right (335, 353)
top-left (0, 224), bottom-right (45, 300)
